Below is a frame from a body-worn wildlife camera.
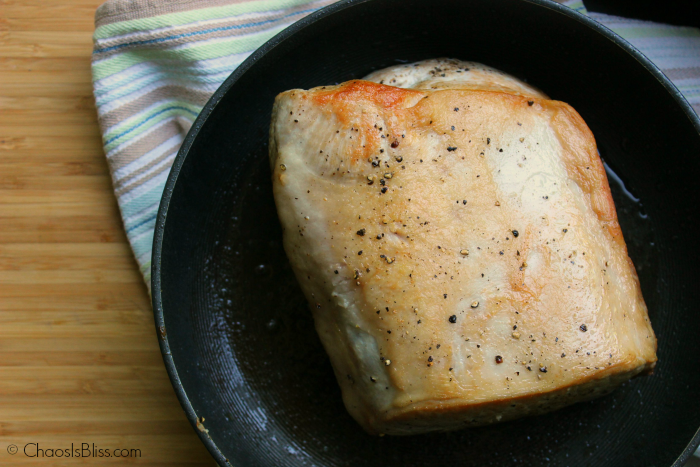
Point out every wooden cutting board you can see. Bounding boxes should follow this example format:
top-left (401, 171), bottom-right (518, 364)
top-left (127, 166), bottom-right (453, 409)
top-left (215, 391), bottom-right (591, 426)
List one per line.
top-left (0, 1), bottom-right (216, 465)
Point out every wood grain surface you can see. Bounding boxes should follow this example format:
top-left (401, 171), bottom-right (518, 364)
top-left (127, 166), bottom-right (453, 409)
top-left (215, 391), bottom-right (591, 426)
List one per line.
top-left (0, 1), bottom-right (216, 465)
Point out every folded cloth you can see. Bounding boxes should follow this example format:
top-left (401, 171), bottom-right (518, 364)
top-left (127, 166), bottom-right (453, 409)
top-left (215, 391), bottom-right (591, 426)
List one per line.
top-left (91, 0), bottom-right (337, 286)
top-left (91, 0), bottom-right (700, 292)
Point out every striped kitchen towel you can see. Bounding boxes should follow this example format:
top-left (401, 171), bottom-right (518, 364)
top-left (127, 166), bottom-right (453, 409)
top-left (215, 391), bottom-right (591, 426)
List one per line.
top-left (91, 0), bottom-right (700, 291)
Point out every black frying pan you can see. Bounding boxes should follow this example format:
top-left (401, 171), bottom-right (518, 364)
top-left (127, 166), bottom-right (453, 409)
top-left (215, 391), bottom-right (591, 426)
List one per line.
top-left (152, 0), bottom-right (700, 465)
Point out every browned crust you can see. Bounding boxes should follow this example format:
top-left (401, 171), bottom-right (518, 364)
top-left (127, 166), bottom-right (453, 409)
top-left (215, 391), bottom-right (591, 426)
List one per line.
top-left (549, 101), bottom-right (624, 243)
top-left (367, 360), bottom-right (654, 435)
top-left (276, 81), bottom-right (426, 168)
top-left (311, 79), bottom-right (424, 110)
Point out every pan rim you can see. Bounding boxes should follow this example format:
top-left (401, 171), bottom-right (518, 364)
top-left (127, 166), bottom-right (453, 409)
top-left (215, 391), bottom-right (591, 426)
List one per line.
top-left (151, 0), bottom-right (700, 466)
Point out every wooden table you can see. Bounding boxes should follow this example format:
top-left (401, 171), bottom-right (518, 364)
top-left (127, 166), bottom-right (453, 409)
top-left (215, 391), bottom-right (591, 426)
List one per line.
top-left (0, 1), bottom-right (216, 465)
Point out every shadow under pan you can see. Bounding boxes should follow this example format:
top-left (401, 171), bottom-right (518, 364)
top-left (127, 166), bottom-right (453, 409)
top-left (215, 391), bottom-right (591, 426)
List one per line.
top-left (152, 0), bottom-right (700, 466)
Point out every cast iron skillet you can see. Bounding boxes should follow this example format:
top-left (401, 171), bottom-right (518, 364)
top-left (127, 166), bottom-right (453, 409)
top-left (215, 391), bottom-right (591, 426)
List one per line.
top-left (152, 0), bottom-right (700, 465)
